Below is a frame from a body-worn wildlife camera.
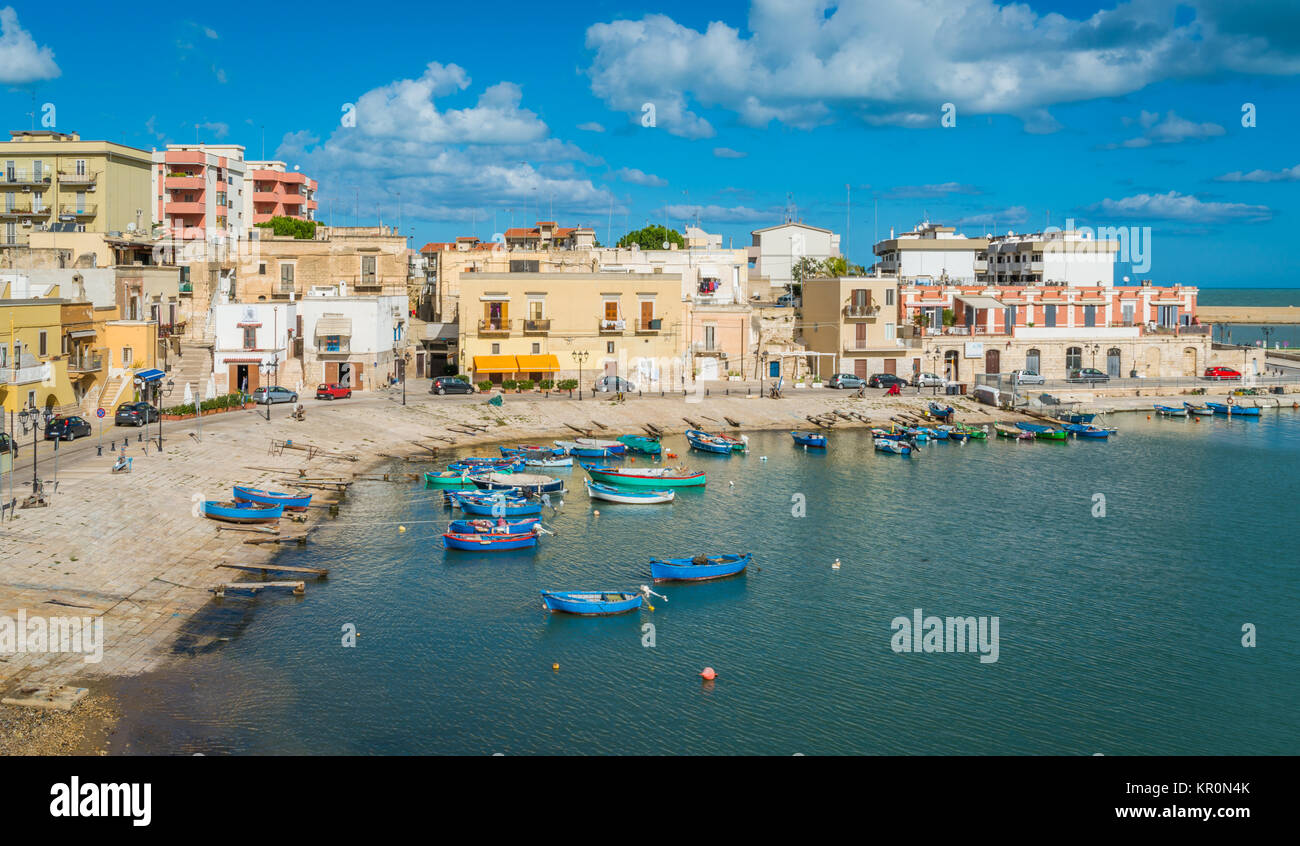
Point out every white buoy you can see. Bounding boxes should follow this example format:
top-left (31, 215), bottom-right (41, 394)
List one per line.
top-left (760, 456), bottom-right (768, 461)
top-left (832, 558), bottom-right (841, 570)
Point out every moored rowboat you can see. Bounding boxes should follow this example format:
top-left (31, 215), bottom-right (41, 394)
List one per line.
top-left (442, 530), bottom-right (538, 551)
top-left (684, 430), bottom-right (734, 454)
top-left (584, 480), bottom-right (675, 504)
top-left (540, 590), bottom-right (644, 615)
top-left (616, 435), bottom-right (662, 455)
top-left (1205, 402), bottom-right (1261, 417)
top-left (424, 469), bottom-right (477, 487)
top-left (995, 424), bottom-right (1033, 440)
top-left (1016, 422), bottom-right (1067, 440)
top-left (1183, 402), bottom-right (1214, 416)
top-left (650, 552), bottom-right (751, 582)
top-left (1154, 404), bottom-right (1187, 417)
top-left (202, 500), bottom-right (283, 524)
top-left (790, 430), bottom-right (828, 448)
top-left (232, 485), bottom-right (312, 510)
top-left (581, 463), bottom-right (707, 487)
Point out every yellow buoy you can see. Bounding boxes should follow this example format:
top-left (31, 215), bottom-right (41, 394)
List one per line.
top-left (398, 525), bottom-right (407, 532)
top-left (552, 662), bottom-right (560, 671)
top-left (593, 509), bottom-right (600, 516)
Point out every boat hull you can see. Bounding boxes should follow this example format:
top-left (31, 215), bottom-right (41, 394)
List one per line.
top-left (582, 463), bottom-right (707, 487)
top-left (616, 435), bottom-right (662, 455)
top-left (541, 591), bottom-right (643, 615)
top-left (584, 480), bottom-right (675, 503)
top-left (1206, 403), bottom-right (1260, 417)
top-left (442, 531), bottom-right (538, 551)
top-left (202, 500), bottom-right (283, 523)
top-left (448, 517), bottom-right (540, 534)
top-left (684, 430), bottom-right (733, 454)
top-left (471, 472), bottom-right (565, 494)
top-left (650, 553), bottom-right (751, 582)
top-left (790, 430), bottom-right (827, 448)
top-left (424, 471), bottom-right (477, 487)
top-left (1064, 424), bottom-right (1110, 438)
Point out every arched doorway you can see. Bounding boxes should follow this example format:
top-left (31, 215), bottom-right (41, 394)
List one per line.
top-left (1106, 348), bottom-right (1122, 378)
top-left (1025, 348), bottom-right (1041, 375)
top-left (1182, 347), bottom-right (1198, 377)
top-left (944, 350), bottom-right (959, 381)
top-left (1065, 346), bottom-right (1083, 376)
top-left (985, 348), bottom-right (1000, 374)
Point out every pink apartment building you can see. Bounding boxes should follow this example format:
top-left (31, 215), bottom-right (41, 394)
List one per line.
top-left (246, 160), bottom-right (317, 224)
top-left (152, 144), bottom-right (249, 241)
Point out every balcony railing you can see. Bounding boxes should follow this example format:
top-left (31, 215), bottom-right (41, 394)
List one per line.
top-left (316, 343), bottom-right (352, 355)
top-left (599, 319), bottom-right (626, 333)
top-left (0, 203), bottom-right (49, 216)
top-left (844, 304), bottom-right (879, 318)
top-left (523, 319), bottom-right (551, 334)
top-left (59, 204), bottom-right (97, 216)
top-left (58, 170), bottom-right (98, 185)
top-left (1, 170), bottom-right (51, 186)
top-left (0, 364), bottom-right (47, 385)
top-left (478, 319), bottom-right (511, 335)
top-left (636, 319), bottom-right (662, 333)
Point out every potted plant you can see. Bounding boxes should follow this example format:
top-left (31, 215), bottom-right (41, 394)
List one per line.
top-left (516, 379), bottom-right (534, 392)
top-left (811, 376), bottom-right (823, 388)
top-left (477, 380), bottom-right (493, 393)
top-left (501, 379), bottom-right (517, 392)
top-left (538, 379), bottom-right (554, 391)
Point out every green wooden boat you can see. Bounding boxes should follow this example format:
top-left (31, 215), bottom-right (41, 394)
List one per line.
top-left (616, 435), bottom-right (662, 455)
top-left (1015, 422), bottom-right (1068, 441)
top-left (581, 463), bottom-right (706, 487)
top-left (424, 469), bottom-right (478, 488)
top-left (952, 425), bottom-right (987, 440)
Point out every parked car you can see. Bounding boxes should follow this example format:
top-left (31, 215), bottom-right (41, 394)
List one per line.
top-left (115, 401), bottom-right (159, 427)
top-left (1204, 366), bottom-right (1242, 381)
top-left (315, 383), bottom-right (353, 400)
top-left (44, 416), bottom-right (92, 441)
top-left (0, 432), bottom-right (17, 458)
top-left (911, 372), bottom-right (947, 388)
top-left (1010, 369), bottom-right (1046, 385)
top-left (594, 376), bottom-right (637, 393)
top-left (252, 386), bottom-right (298, 405)
top-left (867, 373), bottom-right (909, 389)
top-left (827, 373), bottom-right (866, 389)
top-left (1067, 368), bottom-right (1109, 383)
top-left (430, 376), bottom-right (473, 395)
top-left (776, 293), bottom-right (801, 307)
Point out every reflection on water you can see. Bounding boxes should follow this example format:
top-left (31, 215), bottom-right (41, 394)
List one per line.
top-left (109, 413), bottom-right (1300, 755)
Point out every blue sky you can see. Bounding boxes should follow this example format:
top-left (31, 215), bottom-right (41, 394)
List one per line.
top-left (2, 0), bottom-right (1299, 285)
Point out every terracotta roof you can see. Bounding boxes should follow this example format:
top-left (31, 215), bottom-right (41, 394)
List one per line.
top-left (504, 227), bottom-right (538, 238)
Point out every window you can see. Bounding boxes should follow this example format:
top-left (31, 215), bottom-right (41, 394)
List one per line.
top-left (1044, 304), bottom-right (1057, 328)
top-left (1066, 347), bottom-right (1083, 372)
top-left (529, 300), bottom-right (544, 320)
top-left (531, 343), bottom-right (540, 354)
top-left (1083, 305), bottom-right (1096, 327)
top-left (243, 327), bottom-right (257, 350)
top-left (1026, 349), bottom-right (1040, 373)
top-left (361, 255), bottom-right (377, 283)
top-left (604, 301), bottom-right (619, 320)
top-left (324, 335), bottom-right (341, 352)
top-left (258, 263), bottom-right (266, 275)
top-left (75, 159), bottom-right (87, 176)
top-left (122, 347), bottom-right (133, 367)
top-left (279, 263), bottom-right (294, 293)
top-left (885, 288), bottom-right (895, 306)
top-left (606, 342), bottom-right (615, 354)
top-left (491, 343), bottom-right (500, 354)
top-left (704, 325), bottom-right (716, 350)
top-left (38, 330), bottom-right (47, 357)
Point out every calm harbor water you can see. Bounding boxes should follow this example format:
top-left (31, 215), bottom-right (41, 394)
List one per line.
top-left (1199, 287), bottom-right (1300, 349)
top-left (110, 411), bottom-right (1300, 755)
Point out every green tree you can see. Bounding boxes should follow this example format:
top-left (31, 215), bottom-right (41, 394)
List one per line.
top-left (255, 216), bottom-right (317, 239)
top-left (617, 224), bottom-right (684, 250)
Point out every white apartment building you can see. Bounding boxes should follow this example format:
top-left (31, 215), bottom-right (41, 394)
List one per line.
top-left (749, 222), bottom-right (841, 292)
top-left (212, 300), bottom-right (295, 394)
top-left (980, 229), bottom-right (1119, 287)
top-left (872, 222), bottom-right (988, 284)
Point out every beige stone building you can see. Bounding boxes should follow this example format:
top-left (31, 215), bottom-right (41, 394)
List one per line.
top-left (802, 275), bottom-right (913, 379)
top-left (457, 272), bottom-right (686, 389)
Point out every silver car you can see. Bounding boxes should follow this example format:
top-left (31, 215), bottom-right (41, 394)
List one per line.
top-left (911, 372), bottom-right (947, 387)
top-left (1011, 369), bottom-right (1046, 385)
top-left (594, 376), bottom-right (637, 393)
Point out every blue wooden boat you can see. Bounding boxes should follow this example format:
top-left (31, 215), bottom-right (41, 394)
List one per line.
top-left (790, 430), bottom-right (827, 448)
top-left (871, 427), bottom-right (905, 440)
top-left (500, 445), bottom-right (564, 458)
top-left (448, 457), bottom-right (523, 473)
top-left (523, 456), bottom-right (573, 468)
top-left (553, 440), bottom-right (623, 458)
top-left (1205, 402), bottom-right (1261, 417)
top-left (442, 530), bottom-right (538, 551)
top-left (448, 517), bottom-right (540, 534)
top-left (232, 485), bottom-right (312, 511)
top-left (922, 426), bottom-right (948, 440)
top-left (684, 429), bottom-right (733, 454)
top-left (935, 424), bottom-right (968, 441)
top-left (1015, 422), bottom-right (1067, 440)
top-left (929, 402), bottom-right (954, 420)
top-left (616, 435), bottom-right (662, 455)
top-left (874, 438), bottom-right (912, 455)
top-left (448, 492), bottom-right (542, 517)
top-left (1153, 404), bottom-right (1187, 417)
top-left (1061, 412), bottom-right (1096, 424)
top-left (202, 500), bottom-right (283, 524)
top-left (1063, 423), bottom-right (1110, 438)
top-left (540, 590), bottom-right (644, 615)
top-left (1183, 402), bottom-right (1214, 416)
top-left (649, 552), bottom-right (751, 582)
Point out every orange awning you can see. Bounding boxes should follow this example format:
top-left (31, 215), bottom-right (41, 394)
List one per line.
top-left (473, 355), bottom-right (517, 373)
top-left (515, 354), bottom-right (560, 372)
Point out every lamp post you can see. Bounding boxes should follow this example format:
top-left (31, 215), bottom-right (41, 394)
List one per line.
top-left (572, 350), bottom-right (588, 401)
top-left (17, 406), bottom-right (50, 499)
top-left (261, 358), bottom-right (278, 421)
top-left (153, 378), bottom-right (174, 451)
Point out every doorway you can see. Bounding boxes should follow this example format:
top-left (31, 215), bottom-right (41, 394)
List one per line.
top-left (985, 348), bottom-right (1000, 374)
top-left (229, 364), bottom-right (258, 395)
top-left (944, 350), bottom-right (959, 381)
top-left (1107, 348), bottom-right (1122, 378)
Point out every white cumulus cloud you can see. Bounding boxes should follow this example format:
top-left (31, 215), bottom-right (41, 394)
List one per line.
top-left (0, 7), bottom-right (58, 83)
top-left (1214, 163), bottom-right (1300, 183)
top-left (1087, 191), bottom-right (1272, 223)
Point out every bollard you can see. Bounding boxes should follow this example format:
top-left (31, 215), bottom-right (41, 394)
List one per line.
top-left (96, 446), bottom-right (102, 456)
top-left (137, 432), bottom-right (142, 442)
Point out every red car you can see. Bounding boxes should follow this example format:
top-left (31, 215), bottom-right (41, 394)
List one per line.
top-left (1204, 367), bottom-right (1241, 381)
top-left (315, 383), bottom-right (353, 400)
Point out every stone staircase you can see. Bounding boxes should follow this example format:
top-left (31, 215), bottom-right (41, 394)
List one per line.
top-left (170, 339), bottom-right (215, 399)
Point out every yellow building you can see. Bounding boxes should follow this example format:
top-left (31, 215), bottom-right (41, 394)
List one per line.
top-left (458, 272), bottom-right (686, 389)
top-left (0, 130), bottom-right (153, 250)
top-left (802, 275), bottom-right (919, 380)
top-left (0, 295), bottom-right (76, 414)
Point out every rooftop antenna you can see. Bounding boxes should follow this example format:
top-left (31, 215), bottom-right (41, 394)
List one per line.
top-left (845, 183), bottom-right (851, 261)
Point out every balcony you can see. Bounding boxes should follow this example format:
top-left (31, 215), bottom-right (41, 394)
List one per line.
top-left (59, 170), bottom-right (98, 185)
top-left (1, 170), bottom-right (51, 187)
top-left (599, 319), bottom-right (626, 334)
top-left (0, 203), bottom-right (50, 217)
top-left (635, 318), bottom-right (661, 333)
top-left (523, 319), bottom-right (551, 334)
top-left (478, 319), bottom-right (511, 336)
top-left (0, 234), bottom-right (30, 247)
top-left (316, 343), bottom-right (352, 355)
top-left (67, 354), bottom-right (103, 373)
top-left (59, 203), bottom-right (97, 217)
top-left (843, 304), bottom-right (879, 319)
top-left (164, 201), bottom-right (205, 215)
top-left (165, 176), bottom-right (206, 190)
top-left (0, 364), bottom-right (48, 385)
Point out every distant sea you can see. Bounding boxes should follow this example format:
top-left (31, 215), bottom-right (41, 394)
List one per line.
top-left (1198, 287), bottom-right (1299, 349)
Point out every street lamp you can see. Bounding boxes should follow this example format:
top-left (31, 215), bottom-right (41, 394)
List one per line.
top-left (17, 406), bottom-right (51, 501)
top-left (572, 350), bottom-right (589, 400)
top-left (261, 359), bottom-right (278, 421)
